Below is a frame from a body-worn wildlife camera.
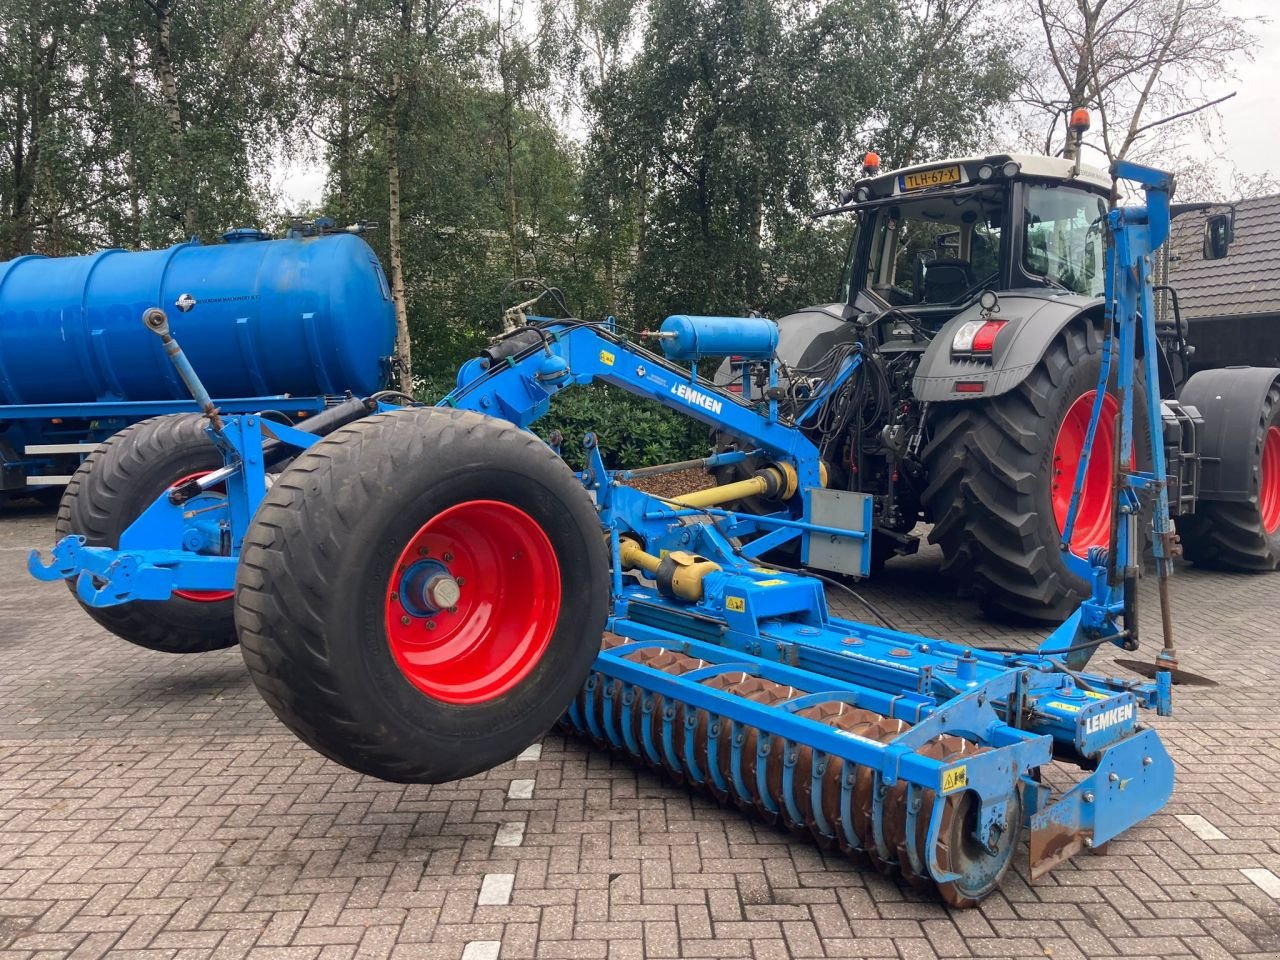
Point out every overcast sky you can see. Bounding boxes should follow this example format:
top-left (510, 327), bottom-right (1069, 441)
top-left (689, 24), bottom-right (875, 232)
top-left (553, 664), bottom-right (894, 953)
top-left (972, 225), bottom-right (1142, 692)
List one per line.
top-left (1211, 0), bottom-right (1278, 181)
top-left (273, 0), bottom-right (1279, 211)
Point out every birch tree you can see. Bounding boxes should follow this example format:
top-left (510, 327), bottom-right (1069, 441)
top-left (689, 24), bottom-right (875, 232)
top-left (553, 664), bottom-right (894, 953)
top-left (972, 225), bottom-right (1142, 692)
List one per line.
top-left (1018, 0), bottom-right (1258, 164)
top-left (294, 0), bottom-right (486, 388)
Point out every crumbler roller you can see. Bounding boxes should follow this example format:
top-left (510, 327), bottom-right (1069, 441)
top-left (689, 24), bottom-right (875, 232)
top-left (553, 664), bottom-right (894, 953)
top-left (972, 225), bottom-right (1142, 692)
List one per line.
top-left (32, 162), bottom-right (1187, 906)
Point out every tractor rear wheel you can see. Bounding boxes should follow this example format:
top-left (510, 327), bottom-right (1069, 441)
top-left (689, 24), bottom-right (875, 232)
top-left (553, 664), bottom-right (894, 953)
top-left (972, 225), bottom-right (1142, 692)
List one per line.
top-left (236, 407), bottom-right (610, 784)
top-left (920, 322), bottom-right (1149, 621)
top-left (55, 414), bottom-right (238, 653)
top-left (1181, 380), bottom-right (1280, 570)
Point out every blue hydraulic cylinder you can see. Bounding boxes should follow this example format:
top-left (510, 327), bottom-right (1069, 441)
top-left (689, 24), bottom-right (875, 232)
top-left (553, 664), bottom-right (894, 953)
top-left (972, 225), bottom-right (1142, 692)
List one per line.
top-left (659, 315), bottom-right (779, 361)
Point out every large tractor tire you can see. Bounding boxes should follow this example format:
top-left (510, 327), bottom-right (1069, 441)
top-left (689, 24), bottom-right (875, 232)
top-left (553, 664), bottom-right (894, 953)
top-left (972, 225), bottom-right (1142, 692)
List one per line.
top-left (236, 407), bottom-right (610, 784)
top-left (1181, 379), bottom-right (1280, 570)
top-left (54, 414), bottom-right (238, 653)
top-left (920, 322), bottom-right (1148, 621)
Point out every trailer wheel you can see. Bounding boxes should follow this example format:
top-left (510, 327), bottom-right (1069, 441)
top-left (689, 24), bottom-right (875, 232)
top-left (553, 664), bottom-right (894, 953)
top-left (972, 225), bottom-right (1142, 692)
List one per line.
top-left (921, 322), bottom-right (1150, 621)
top-left (54, 414), bottom-right (238, 653)
top-left (1181, 380), bottom-right (1280, 570)
top-left (236, 407), bottom-right (609, 784)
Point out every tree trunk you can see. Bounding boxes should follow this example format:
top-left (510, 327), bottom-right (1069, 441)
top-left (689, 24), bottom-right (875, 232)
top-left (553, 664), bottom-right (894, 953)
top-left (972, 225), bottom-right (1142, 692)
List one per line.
top-left (386, 103), bottom-right (412, 391)
top-left (385, 0), bottom-right (415, 391)
top-left (152, 0), bottom-right (193, 234)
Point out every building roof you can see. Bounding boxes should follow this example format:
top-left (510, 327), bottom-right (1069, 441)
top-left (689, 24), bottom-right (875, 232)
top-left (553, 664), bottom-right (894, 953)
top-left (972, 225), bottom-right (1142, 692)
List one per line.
top-left (1168, 192), bottom-right (1280, 320)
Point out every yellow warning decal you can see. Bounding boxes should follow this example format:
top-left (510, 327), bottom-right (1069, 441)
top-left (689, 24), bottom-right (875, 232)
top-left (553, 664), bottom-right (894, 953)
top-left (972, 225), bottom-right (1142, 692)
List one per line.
top-left (942, 766), bottom-right (968, 794)
top-left (1048, 701), bottom-right (1082, 713)
top-left (1085, 691), bottom-right (1110, 700)
top-left (726, 596), bottom-right (746, 612)
top-left (599, 349), bottom-right (615, 366)
top-left (751, 567), bottom-right (776, 574)
top-left (756, 578), bottom-right (786, 586)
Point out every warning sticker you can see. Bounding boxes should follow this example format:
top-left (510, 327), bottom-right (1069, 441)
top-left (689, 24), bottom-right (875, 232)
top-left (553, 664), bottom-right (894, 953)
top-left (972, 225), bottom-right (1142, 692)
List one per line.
top-left (942, 766), bottom-right (968, 794)
top-left (1047, 701), bottom-right (1083, 713)
top-left (755, 579), bottom-right (785, 587)
top-left (726, 596), bottom-right (746, 612)
top-left (599, 350), bottom-right (615, 366)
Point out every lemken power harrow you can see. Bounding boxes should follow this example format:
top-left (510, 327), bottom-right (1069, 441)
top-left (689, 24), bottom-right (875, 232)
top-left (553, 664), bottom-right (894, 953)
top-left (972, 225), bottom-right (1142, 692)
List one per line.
top-left (32, 162), bottom-right (1186, 906)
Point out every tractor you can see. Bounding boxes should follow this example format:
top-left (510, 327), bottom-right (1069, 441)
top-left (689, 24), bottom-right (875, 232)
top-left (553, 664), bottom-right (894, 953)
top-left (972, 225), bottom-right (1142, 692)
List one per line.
top-left (713, 119), bottom-right (1280, 619)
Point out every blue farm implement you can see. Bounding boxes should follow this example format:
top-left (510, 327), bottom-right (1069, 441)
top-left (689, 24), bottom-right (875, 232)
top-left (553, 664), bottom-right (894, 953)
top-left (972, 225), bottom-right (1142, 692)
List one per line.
top-left (0, 223), bottom-right (395, 496)
top-left (33, 162), bottom-right (1194, 906)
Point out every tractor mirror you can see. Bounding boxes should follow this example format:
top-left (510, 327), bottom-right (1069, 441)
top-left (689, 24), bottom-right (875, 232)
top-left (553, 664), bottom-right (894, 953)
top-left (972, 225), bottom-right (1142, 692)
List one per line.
top-left (1203, 213), bottom-right (1233, 260)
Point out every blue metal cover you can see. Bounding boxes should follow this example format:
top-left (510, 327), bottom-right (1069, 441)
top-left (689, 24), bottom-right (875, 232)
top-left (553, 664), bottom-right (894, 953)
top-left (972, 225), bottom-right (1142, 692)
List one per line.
top-left (0, 233), bottom-right (396, 405)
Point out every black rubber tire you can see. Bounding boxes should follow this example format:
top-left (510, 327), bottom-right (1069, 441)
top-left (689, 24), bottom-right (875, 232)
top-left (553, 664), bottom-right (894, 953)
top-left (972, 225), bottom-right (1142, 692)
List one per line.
top-left (1181, 380), bottom-right (1280, 570)
top-left (235, 407), bottom-right (610, 784)
top-left (920, 322), bottom-right (1150, 621)
top-left (54, 414), bottom-right (238, 653)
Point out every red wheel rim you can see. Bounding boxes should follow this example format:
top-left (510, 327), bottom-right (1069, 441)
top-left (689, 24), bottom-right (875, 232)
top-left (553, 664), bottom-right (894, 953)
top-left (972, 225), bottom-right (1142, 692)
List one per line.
top-left (170, 471), bottom-right (234, 603)
top-left (385, 500), bottom-right (561, 705)
top-left (1051, 391), bottom-right (1119, 557)
top-left (1261, 426), bottom-right (1280, 535)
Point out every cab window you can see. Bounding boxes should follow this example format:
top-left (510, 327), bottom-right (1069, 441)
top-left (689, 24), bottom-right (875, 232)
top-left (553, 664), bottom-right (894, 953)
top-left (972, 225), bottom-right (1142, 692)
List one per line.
top-left (1023, 186), bottom-right (1108, 296)
top-left (852, 187), bottom-right (1006, 306)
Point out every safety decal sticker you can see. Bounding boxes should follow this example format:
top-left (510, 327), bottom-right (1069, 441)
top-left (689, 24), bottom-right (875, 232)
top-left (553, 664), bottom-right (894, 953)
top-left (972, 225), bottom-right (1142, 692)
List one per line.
top-left (942, 766), bottom-right (968, 794)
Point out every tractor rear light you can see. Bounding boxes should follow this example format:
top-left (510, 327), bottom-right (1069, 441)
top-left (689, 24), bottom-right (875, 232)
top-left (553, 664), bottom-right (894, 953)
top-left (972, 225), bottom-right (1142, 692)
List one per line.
top-left (977, 164), bottom-right (995, 181)
top-left (726, 382), bottom-right (743, 394)
top-left (954, 381), bottom-right (986, 393)
top-left (972, 320), bottom-right (1007, 353)
top-left (1001, 160), bottom-right (1021, 178)
top-left (952, 319), bottom-right (1007, 356)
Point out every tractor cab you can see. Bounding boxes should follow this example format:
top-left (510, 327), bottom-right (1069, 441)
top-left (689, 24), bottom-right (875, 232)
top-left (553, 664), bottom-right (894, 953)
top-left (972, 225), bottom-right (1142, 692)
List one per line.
top-left (837, 154), bottom-right (1113, 336)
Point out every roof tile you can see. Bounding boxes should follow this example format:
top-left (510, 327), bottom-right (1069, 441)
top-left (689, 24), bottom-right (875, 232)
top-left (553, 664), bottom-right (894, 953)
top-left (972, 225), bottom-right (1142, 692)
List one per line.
top-left (1167, 193), bottom-right (1280, 319)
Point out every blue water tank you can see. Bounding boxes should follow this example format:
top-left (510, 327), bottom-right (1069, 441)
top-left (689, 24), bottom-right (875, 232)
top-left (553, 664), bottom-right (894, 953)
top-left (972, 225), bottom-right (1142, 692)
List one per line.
top-left (659, 314), bottom-right (780, 362)
top-left (0, 232), bottom-right (396, 405)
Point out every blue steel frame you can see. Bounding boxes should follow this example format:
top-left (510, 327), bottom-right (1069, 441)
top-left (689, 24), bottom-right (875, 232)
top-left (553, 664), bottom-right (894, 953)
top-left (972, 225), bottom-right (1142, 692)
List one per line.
top-left (29, 162), bottom-right (1183, 889)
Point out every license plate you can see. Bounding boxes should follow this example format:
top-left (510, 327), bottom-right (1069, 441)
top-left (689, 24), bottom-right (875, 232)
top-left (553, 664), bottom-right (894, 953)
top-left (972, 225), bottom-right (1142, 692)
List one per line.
top-left (900, 165), bottom-right (962, 192)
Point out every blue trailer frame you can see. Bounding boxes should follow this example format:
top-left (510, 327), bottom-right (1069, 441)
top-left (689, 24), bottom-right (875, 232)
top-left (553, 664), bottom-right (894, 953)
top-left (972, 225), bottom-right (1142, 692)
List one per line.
top-left (0, 395), bottom-right (334, 493)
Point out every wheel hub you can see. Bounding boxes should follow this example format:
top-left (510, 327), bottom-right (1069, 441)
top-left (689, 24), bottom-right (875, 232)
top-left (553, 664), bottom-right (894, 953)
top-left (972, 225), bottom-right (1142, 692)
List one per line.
top-left (170, 470), bottom-right (233, 603)
top-left (385, 500), bottom-right (561, 705)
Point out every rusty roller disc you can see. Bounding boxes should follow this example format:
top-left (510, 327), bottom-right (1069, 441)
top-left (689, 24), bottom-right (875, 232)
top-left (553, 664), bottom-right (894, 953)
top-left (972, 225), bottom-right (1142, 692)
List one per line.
top-left (585, 636), bottom-right (1019, 907)
top-left (922, 771), bottom-right (1023, 908)
top-left (793, 703), bottom-right (893, 855)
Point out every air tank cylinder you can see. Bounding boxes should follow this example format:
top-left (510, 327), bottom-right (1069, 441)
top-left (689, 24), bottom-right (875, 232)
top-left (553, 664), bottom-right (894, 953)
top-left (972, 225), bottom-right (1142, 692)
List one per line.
top-left (658, 314), bottom-right (780, 362)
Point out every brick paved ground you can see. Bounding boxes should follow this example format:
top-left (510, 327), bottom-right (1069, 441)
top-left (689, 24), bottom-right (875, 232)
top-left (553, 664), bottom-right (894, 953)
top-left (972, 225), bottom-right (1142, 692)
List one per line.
top-left (2, 502), bottom-right (1279, 959)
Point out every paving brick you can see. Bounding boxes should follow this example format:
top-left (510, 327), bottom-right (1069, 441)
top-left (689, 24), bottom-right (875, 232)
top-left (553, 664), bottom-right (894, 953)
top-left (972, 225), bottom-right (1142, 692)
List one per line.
top-left (3, 513), bottom-right (1279, 960)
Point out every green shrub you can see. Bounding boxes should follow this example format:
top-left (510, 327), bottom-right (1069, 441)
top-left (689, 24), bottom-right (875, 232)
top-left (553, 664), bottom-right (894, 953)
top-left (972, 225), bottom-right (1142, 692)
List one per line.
top-left (536, 383), bottom-right (709, 469)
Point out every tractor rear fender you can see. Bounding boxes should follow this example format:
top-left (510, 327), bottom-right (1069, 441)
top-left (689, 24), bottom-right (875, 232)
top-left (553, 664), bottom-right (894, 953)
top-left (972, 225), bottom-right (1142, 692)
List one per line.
top-left (1178, 366), bottom-right (1280, 502)
top-left (912, 292), bottom-right (1102, 402)
top-left (720, 303), bottom-right (859, 381)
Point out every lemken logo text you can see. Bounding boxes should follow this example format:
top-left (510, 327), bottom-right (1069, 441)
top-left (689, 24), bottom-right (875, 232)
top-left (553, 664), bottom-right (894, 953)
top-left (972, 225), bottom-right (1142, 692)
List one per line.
top-left (671, 383), bottom-right (723, 415)
top-left (1083, 702), bottom-right (1134, 736)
